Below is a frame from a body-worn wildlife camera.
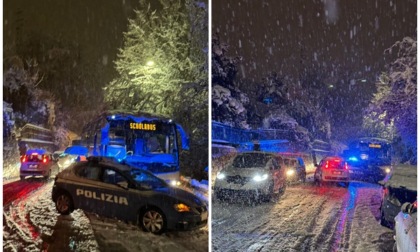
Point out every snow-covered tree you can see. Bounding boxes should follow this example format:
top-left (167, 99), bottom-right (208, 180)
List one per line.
top-left (366, 36), bottom-right (417, 163)
top-left (105, 0), bottom-right (205, 117)
top-left (174, 0), bottom-right (209, 180)
top-left (3, 55), bottom-right (72, 150)
top-left (211, 35), bottom-right (249, 128)
top-left (104, 0), bottom-right (208, 179)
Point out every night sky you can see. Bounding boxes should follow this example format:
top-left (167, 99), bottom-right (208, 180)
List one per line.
top-left (212, 0), bottom-right (417, 85)
top-left (3, 0), bottom-right (141, 84)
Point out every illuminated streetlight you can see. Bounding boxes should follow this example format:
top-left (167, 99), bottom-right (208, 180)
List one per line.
top-left (146, 60), bottom-right (154, 67)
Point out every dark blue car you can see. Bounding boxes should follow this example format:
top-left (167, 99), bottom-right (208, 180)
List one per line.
top-left (52, 157), bottom-right (207, 234)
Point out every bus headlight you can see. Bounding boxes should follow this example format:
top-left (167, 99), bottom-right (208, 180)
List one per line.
top-left (286, 169), bottom-right (295, 176)
top-left (216, 172), bottom-right (226, 180)
top-left (253, 174), bottom-right (268, 182)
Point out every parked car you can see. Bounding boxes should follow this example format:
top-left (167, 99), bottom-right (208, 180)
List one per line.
top-left (214, 151), bottom-right (287, 202)
top-left (52, 156), bottom-right (207, 234)
top-left (314, 156), bottom-right (350, 187)
top-left (283, 156), bottom-right (306, 183)
top-left (394, 200), bottom-right (417, 252)
top-left (379, 164), bottom-right (417, 229)
top-left (20, 149), bottom-right (55, 180)
top-left (57, 145), bottom-right (89, 170)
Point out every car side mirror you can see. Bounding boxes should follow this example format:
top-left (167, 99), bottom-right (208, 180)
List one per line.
top-left (401, 202), bottom-right (413, 214)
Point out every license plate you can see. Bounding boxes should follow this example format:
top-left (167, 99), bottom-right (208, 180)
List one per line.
top-left (333, 171), bottom-right (341, 175)
top-left (29, 164), bottom-right (38, 169)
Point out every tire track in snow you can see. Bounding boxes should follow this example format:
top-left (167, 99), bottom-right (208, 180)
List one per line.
top-left (300, 185), bottom-right (347, 252)
top-left (3, 183), bottom-right (50, 251)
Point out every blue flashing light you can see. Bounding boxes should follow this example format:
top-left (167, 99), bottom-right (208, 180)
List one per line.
top-left (348, 156), bottom-right (358, 162)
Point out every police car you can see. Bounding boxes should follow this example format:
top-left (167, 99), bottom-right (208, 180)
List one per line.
top-left (52, 157), bottom-right (208, 234)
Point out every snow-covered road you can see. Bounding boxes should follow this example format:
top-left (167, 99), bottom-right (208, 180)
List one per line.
top-left (212, 182), bottom-right (394, 252)
top-left (3, 180), bottom-right (208, 252)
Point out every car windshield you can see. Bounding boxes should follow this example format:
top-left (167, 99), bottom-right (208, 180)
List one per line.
top-left (129, 169), bottom-right (168, 190)
top-left (232, 153), bottom-right (271, 168)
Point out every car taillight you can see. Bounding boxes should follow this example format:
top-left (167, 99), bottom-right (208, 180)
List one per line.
top-left (323, 161), bottom-right (329, 169)
top-left (383, 187), bottom-right (389, 197)
top-left (43, 155), bottom-right (48, 163)
top-left (21, 156), bottom-right (26, 163)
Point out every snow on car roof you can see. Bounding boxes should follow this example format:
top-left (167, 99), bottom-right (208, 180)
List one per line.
top-left (382, 164), bottom-right (417, 191)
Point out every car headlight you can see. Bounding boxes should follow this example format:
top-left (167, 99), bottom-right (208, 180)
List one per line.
top-left (216, 172), bottom-right (226, 180)
top-left (174, 203), bottom-right (191, 212)
top-left (286, 169), bottom-right (295, 176)
top-left (64, 159), bottom-right (73, 166)
top-left (253, 174), bottom-right (268, 182)
top-left (170, 180), bottom-right (181, 186)
top-left (385, 168), bottom-right (391, 173)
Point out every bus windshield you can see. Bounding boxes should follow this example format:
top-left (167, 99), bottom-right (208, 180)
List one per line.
top-left (344, 138), bottom-right (392, 166)
top-left (84, 112), bottom-right (189, 183)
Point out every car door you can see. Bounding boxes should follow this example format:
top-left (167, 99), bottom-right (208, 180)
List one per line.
top-left (272, 156), bottom-right (286, 191)
top-left (96, 166), bottom-right (145, 221)
top-left (72, 163), bottom-right (104, 213)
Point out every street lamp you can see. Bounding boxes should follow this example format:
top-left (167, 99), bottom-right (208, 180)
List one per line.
top-left (146, 60), bottom-right (154, 67)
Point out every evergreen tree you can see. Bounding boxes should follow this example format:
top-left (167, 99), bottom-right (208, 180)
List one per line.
top-left (105, 0), bottom-right (208, 179)
top-left (105, 0), bottom-right (205, 117)
top-left (366, 37), bottom-right (417, 163)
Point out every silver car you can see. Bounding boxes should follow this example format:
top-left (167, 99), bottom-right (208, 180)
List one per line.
top-left (20, 149), bottom-right (55, 180)
top-left (214, 152), bottom-right (287, 202)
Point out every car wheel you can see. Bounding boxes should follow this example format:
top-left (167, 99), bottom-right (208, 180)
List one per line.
top-left (140, 208), bottom-right (166, 234)
top-left (44, 169), bottom-right (51, 180)
top-left (300, 173), bottom-right (306, 183)
top-left (262, 181), bottom-right (274, 202)
top-left (55, 192), bottom-right (74, 215)
top-left (277, 184), bottom-right (286, 198)
top-left (314, 176), bottom-right (321, 186)
top-left (380, 207), bottom-right (391, 228)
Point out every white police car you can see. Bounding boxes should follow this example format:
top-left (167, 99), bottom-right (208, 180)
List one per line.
top-left (394, 201), bottom-right (417, 252)
top-left (52, 157), bottom-right (207, 234)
